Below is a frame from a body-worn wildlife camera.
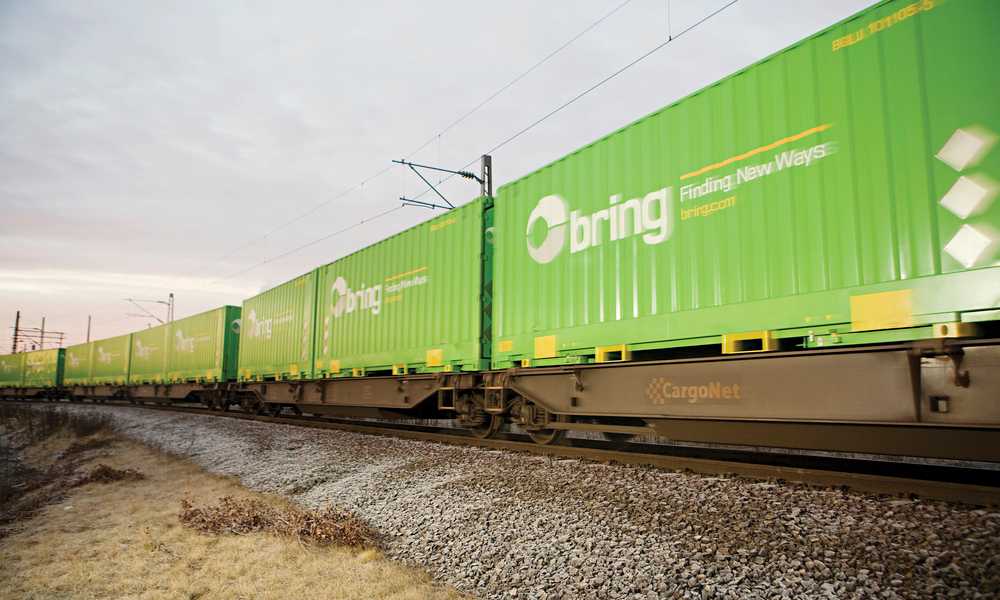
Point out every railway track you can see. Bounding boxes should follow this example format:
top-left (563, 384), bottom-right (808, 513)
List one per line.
top-left (9, 397), bottom-right (1000, 506)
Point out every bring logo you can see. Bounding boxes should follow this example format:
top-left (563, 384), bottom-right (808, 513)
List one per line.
top-left (526, 187), bottom-right (673, 264)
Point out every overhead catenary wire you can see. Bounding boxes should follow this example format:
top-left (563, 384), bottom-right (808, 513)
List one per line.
top-left (212, 0), bottom-right (739, 283)
top-left (403, 0), bottom-right (635, 161)
top-left (487, 0), bottom-right (740, 155)
top-left (212, 0), bottom-right (635, 268)
top-left (215, 166), bottom-right (394, 263)
top-left (216, 0), bottom-right (740, 285)
top-left (406, 0), bottom-right (740, 203)
top-left (212, 205), bottom-right (406, 283)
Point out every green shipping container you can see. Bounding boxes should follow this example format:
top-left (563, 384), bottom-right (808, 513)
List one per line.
top-left (64, 343), bottom-right (93, 385)
top-left (313, 198), bottom-right (486, 376)
top-left (0, 353), bottom-right (25, 388)
top-left (493, 0), bottom-right (1000, 367)
top-left (22, 348), bottom-right (64, 388)
top-left (239, 272), bottom-right (318, 380)
top-left (129, 324), bottom-right (169, 384)
top-left (91, 334), bottom-right (132, 385)
top-left (165, 305), bottom-right (241, 383)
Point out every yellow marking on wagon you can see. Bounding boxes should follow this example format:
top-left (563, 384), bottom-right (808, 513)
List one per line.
top-left (384, 266), bottom-right (428, 282)
top-left (680, 124), bottom-right (832, 181)
top-left (850, 289), bottom-right (913, 332)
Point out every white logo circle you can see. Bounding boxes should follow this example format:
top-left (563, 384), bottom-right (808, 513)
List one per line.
top-left (526, 195), bottom-right (568, 264)
top-left (331, 277), bottom-right (348, 317)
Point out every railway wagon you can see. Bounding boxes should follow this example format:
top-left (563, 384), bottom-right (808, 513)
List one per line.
top-left (312, 197), bottom-right (487, 378)
top-left (129, 324), bottom-right (169, 384)
top-left (482, 0), bottom-right (1000, 453)
top-left (70, 306), bottom-right (240, 405)
top-left (3, 0), bottom-right (999, 462)
top-left (22, 348), bottom-right (64, 389)
top-left (63, 343), bottom-right (93, 386)
top-left (494, 0), bottom-right (999, 368)
top-left (90, 334), bottom-right (132, 385)
top-left (237, 197), bottom-right (487, 384)
top-left (234, 0), bottom-right (1000, 458)
top-left (233, 201), bottom-right (489, 417)
top-left (0, 353), bottom-right (24, 388)
top-left (238, 271), bottom-right (318, 381)
top-left (164, 305), bottom-right (240, 383)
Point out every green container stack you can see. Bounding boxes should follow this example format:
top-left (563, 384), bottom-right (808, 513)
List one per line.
top-left (63, 343), bottom-right (93, 386)
top-left (22, 348), bottom-right (65, 388)
top-left (0, 353), bottom-right (25, 388)
top-left (238, 273), bottom-right (318, 381)
top-left (165, 305), bottom-right (241, 383)
top-left (492, 0), bottom-right (1000, 367)
top-left (313, 198), bottom-right (487, 376)
top-left (91, 334), bottom-right (132, 385)
top-left (129, 325), bottom-right (169, 384)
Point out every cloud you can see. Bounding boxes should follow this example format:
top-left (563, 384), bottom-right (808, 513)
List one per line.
top-left (0, 268), bottom-right (259, 298)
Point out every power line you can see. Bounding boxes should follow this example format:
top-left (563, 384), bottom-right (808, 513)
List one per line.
top-left (212, 205), bottom-right (406, 283)
top-left (407, 0), bottom-right (741, 203)
top-left (216, 166), bottom-right (394, 263)
top-left (211, 0), bottom-right (635, 270)
top-left (402, 0), bottom-right (635, 160)
top-left (212, 0), bottom-right (738, 283)
top-left (485, 0), bottom-right (740, 156)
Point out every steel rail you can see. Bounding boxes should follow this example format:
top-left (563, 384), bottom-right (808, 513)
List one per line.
top-left (9, 398), bottom-right (1000, 506)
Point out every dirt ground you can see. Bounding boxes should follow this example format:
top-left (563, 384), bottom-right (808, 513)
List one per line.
top-left (0, 429), bottom-right (465, 600)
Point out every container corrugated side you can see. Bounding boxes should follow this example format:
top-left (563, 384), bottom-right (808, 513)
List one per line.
top-left (313, 198), bottom-right (485, 376)
top-left (238, 272), bottom-right (317, 380)
top-left (22, 348), bottom-right (64, 387)
top-left (63, 343), bottom-right (93, 385)
top-left (0, 353), bottom-right (25, 387)
top-left (90, 334), bottom-right (132, 385)
top-left (492, 0), bottom-right (1000, 367)
top-left (165, 305), bottom-right (240, 383)
top-left (130, 325), bottom-right (169, 384)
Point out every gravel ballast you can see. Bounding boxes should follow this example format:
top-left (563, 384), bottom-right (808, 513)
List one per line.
top-left (43, 405), bottom-right (1000, 599)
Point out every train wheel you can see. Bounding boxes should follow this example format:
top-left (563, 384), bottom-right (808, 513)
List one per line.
top-left (511, 397), bottom-right (567, 445)
top-left (457, 395), bottom-right (502, 439)
top-left (602, 432), bottom-right (635, 444)
top-left (470, 413), bottom-right (502, 439)
top-left (239, 395), bottom-right (259, 414)
top-left (526, 427), bottom-right (566, 445)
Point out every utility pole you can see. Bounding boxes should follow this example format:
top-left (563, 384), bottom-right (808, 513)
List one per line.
top-left (11, 315), bottom-right (66, 352)
top-left (11, 311), bottom-right (20, 353)
top-left (86, 315), bottom-right (92, 343)
top-left (392, 155), bottom-right (492, 209)
top-left (481, 154), bottom-right (493, 198)
top-left (125, 295), bottom-right (174, 325)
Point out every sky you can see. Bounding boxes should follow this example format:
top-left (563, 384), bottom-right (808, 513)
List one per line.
top-left (0, 0), bottom-right (875, 349)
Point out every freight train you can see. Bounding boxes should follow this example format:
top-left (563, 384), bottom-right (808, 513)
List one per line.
top-left (4, 0), bottom-right (1000, 461)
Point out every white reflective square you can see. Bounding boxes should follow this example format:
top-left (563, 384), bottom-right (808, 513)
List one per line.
top-left (936, 126), bottom-right (997, 172)
top-left (943, 224), bottom-right (1000, 269)
top-left (940, 174), bottom-right (998, 219)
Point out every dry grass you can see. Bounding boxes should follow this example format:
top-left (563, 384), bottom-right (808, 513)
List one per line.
top-left (0, 403), bottom-right (114, 444)
top-left (179, 496), bottom-right (378, 548)
top-left (0, 433), bottom-right (465, 600)
top-left (72, 463), bottom-right (146, 487)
